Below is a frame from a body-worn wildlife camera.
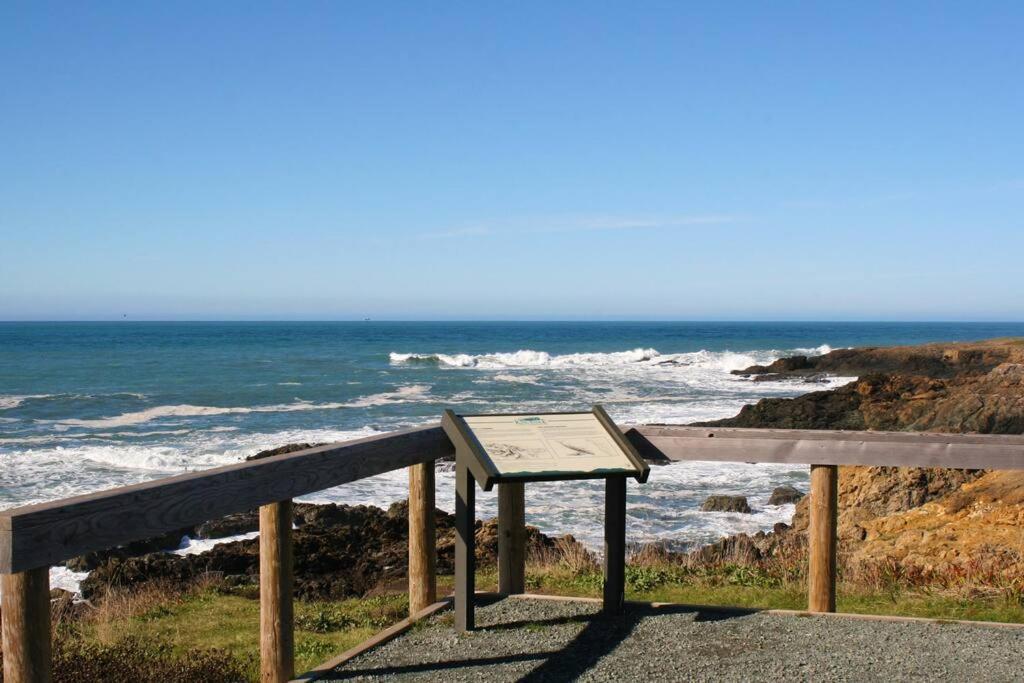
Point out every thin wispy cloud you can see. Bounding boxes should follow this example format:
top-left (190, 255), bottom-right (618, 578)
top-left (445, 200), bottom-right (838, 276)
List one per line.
top-left (418, 214), bottom-right (740, 240)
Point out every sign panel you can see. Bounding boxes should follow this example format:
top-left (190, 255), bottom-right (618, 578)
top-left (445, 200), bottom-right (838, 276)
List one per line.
top-left (463, 412), bottom-right (635, 477)
top-left (442, 406), bottom-right (649, 488)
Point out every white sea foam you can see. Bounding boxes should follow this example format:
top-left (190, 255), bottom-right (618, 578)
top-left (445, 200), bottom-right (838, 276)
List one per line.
top-left (172, 531), bottom-right (260, 556)
top-left (0, 426), bottom-right (387, 509)
top-left (340, 384), bottom-right (432, 408)
top-left (55, 400), bottom-right (351, 429)
top-left (390, 348), bottom-right (662, 369)
top-left (49, 385), bottom-right (439, 429)
top-left (491, 374), bottom-right (542, 384)
top-left (0, 395), bottom-right (54, 410)
top-left (50, 565), bottom-right (90, 595)
top-left (388, 345), bottom-right (840, 373)
top-left (0, 393), bottom-right (150, 411)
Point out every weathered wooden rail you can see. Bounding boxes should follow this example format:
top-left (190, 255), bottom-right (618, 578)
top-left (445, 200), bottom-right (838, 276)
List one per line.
top-left (2, 424), bottom-right (1023, 682)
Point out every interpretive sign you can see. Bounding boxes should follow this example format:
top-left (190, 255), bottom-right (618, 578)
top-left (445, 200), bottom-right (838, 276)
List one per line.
top-left (443, 405), bottom-right (648, 631)
top-left (442, 406), bottom-right (649, 490)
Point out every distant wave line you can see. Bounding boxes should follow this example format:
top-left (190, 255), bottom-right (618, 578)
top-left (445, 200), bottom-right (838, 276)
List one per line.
top-left (51, 386), bottom-right (435, 429)
top-left (389, 345), bottom-right (833, 371)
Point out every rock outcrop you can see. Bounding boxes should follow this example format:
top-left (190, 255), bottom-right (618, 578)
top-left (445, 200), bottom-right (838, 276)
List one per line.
top-left (691, 337), bottom-right (1024, 574)
top-left (732, 338), bottom-right (1024, 381)
top-left (700, 495), bottom-right (752, 513)
top-left (78, 499), bottom-right (580, 601)
top-left (768, 485), bottom-right (804, 505)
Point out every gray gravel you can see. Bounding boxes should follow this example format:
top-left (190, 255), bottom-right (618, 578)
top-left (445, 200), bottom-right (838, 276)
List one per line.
top-left (323, 597), bottom-right (1024, 682)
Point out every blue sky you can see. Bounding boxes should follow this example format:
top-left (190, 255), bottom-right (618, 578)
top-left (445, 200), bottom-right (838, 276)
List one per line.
top-left (2, 2), bottom-right (1022, 321)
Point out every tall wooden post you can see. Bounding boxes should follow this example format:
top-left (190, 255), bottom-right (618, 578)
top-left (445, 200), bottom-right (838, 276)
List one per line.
top-left (603, 475), bottom-right (627, 614)
top-left (1, 567), bottom-right (52, 683)
top-left (497, 482), bottom-right (526, 595)
top-left (808, 464), bottom-right (838, 612)
top-left (454, 462), bottom-right (476, 631)
top-left (408, 461), bottom-right (437, 616)
top-left (260, 500), bottom-right (294, 683)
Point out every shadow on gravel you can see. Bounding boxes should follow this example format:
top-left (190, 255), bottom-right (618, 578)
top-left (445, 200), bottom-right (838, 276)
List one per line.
top-left (333, 601), bottom-right (759, 681)
top-left (689, 606), bottom-right (760, 622)
top-left (483, 612), bottom-right (596, 632)
top-left (519, 604), bottom-right (753, 682)
top-left (336, 652), bottom-right (557, 677)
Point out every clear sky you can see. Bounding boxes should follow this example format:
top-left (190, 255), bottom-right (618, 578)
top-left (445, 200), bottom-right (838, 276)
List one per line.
top-left (2, 2), bottom-right (1022, 321)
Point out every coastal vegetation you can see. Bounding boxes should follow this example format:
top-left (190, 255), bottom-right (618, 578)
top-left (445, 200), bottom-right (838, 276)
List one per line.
top-left (11, 546), bottom-right (1022, 683)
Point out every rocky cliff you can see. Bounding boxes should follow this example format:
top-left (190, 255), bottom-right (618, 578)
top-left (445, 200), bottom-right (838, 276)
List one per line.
top-left (693, 338), bottom-right (1024, 575)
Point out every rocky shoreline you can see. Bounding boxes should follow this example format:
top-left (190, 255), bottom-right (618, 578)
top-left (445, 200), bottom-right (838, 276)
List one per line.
top-left (61, 337), bottom-right (1024, 601)
top-left (72, 498), bottom-right (582, 602)
top-left (689, 337), bottom-right (1024, 573)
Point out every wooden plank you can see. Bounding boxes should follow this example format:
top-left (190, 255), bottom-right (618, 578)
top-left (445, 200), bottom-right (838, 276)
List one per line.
top-left (454, 461), bottom-right (476, 631)
top-left (407, 461), bottom-right (437, 615)
top-left (593, 405), bottom-right (651, 482)
top-left (1, 567), bottom-right (51, 683)
top-left (808, 465), bottom-right (838, 613)
top-left (442, 409), bottom-right (501, 490)
top-left (295, 598), bottom-right (453, 681)
top-left (0, 425), bottom-right (451, 573)
top-left (259, 500), bottom-right (293, 683)
top-left (629, 426), bottom-right (1024, 469)
top-left (497, 482), bottom-right (526, 595)
top-left (603, 475), bottom-right (627, 615)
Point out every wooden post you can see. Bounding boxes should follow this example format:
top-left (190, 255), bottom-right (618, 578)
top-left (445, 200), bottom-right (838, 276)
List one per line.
top-left (497, 482), bottom-right (526, 595)
top-left (260, 500), bottom-right (294, 683)
top-left (603, 475), bottom-right (627, 614)
top-left (454, 461), bottom-right (476, 631)
top-left (408, 461), bottom-right (437, 616)
top-left (808, 464), bottom-right (838, 613)
top-left (1, 567), bottom-right (52, 683)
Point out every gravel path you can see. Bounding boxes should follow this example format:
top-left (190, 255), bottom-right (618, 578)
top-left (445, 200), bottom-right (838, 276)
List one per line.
top-left (323, 597), bottom-right (1024, 682)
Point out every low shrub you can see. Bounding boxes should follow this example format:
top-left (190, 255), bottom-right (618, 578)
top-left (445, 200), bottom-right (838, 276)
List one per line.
top-left (46, 636), bottom-right (249, 683)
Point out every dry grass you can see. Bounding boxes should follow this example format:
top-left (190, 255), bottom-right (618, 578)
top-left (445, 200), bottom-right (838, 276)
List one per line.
top-left (519, 536), bottom-right (1023, 621)
top-left (527, 536), bottom-right (600, 574)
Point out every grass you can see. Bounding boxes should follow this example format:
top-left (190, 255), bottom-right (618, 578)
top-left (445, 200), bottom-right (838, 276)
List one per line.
top-left (51, 582), bottom-right (409, 681)
top-left (507, 557), bottom-right (1024, 624)
top-left (28, 551), bottom-right (1022, 682)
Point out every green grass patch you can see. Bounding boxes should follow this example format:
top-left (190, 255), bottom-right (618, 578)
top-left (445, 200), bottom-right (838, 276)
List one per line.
top-left (73, 589), bottom-right (408, 680)
top-left (515, 564), bottom-right (1024, 624)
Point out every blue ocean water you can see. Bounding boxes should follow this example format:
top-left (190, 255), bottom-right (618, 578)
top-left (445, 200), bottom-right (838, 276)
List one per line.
top-left (2, 321), bottom-right (1023, 570)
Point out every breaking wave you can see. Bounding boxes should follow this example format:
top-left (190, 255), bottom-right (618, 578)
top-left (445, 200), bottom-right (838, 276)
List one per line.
top-left (390, 345), bottom-right (833, 372)
top-left (55, 400), bottom-right (352, 429)
top-left (52, 386), bottom-right (436, 430)
top-left (0, 394), bottom-right (55, 410)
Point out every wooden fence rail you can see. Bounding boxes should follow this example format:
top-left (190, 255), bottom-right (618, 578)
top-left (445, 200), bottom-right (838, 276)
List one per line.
top-left (1, 424), bottom-right (1022, 682)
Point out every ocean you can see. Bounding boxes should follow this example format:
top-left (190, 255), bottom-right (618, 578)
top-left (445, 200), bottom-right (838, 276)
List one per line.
top-left (3, 320), bottom-right (1023, 589)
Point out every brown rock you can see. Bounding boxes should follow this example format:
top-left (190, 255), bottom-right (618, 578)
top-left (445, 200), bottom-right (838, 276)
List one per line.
top-left (768, 485), bottom-right (805, 505)
top-left (692, 337), bottom-right (1024, 575)
top-left (79, 498), bottom-right (579, 602)
top-left (700, 495), bottom-right (752, 514)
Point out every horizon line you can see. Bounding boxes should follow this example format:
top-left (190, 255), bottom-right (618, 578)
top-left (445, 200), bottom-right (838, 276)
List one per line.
top-left (3, 319), bottom-right (1024, 325)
